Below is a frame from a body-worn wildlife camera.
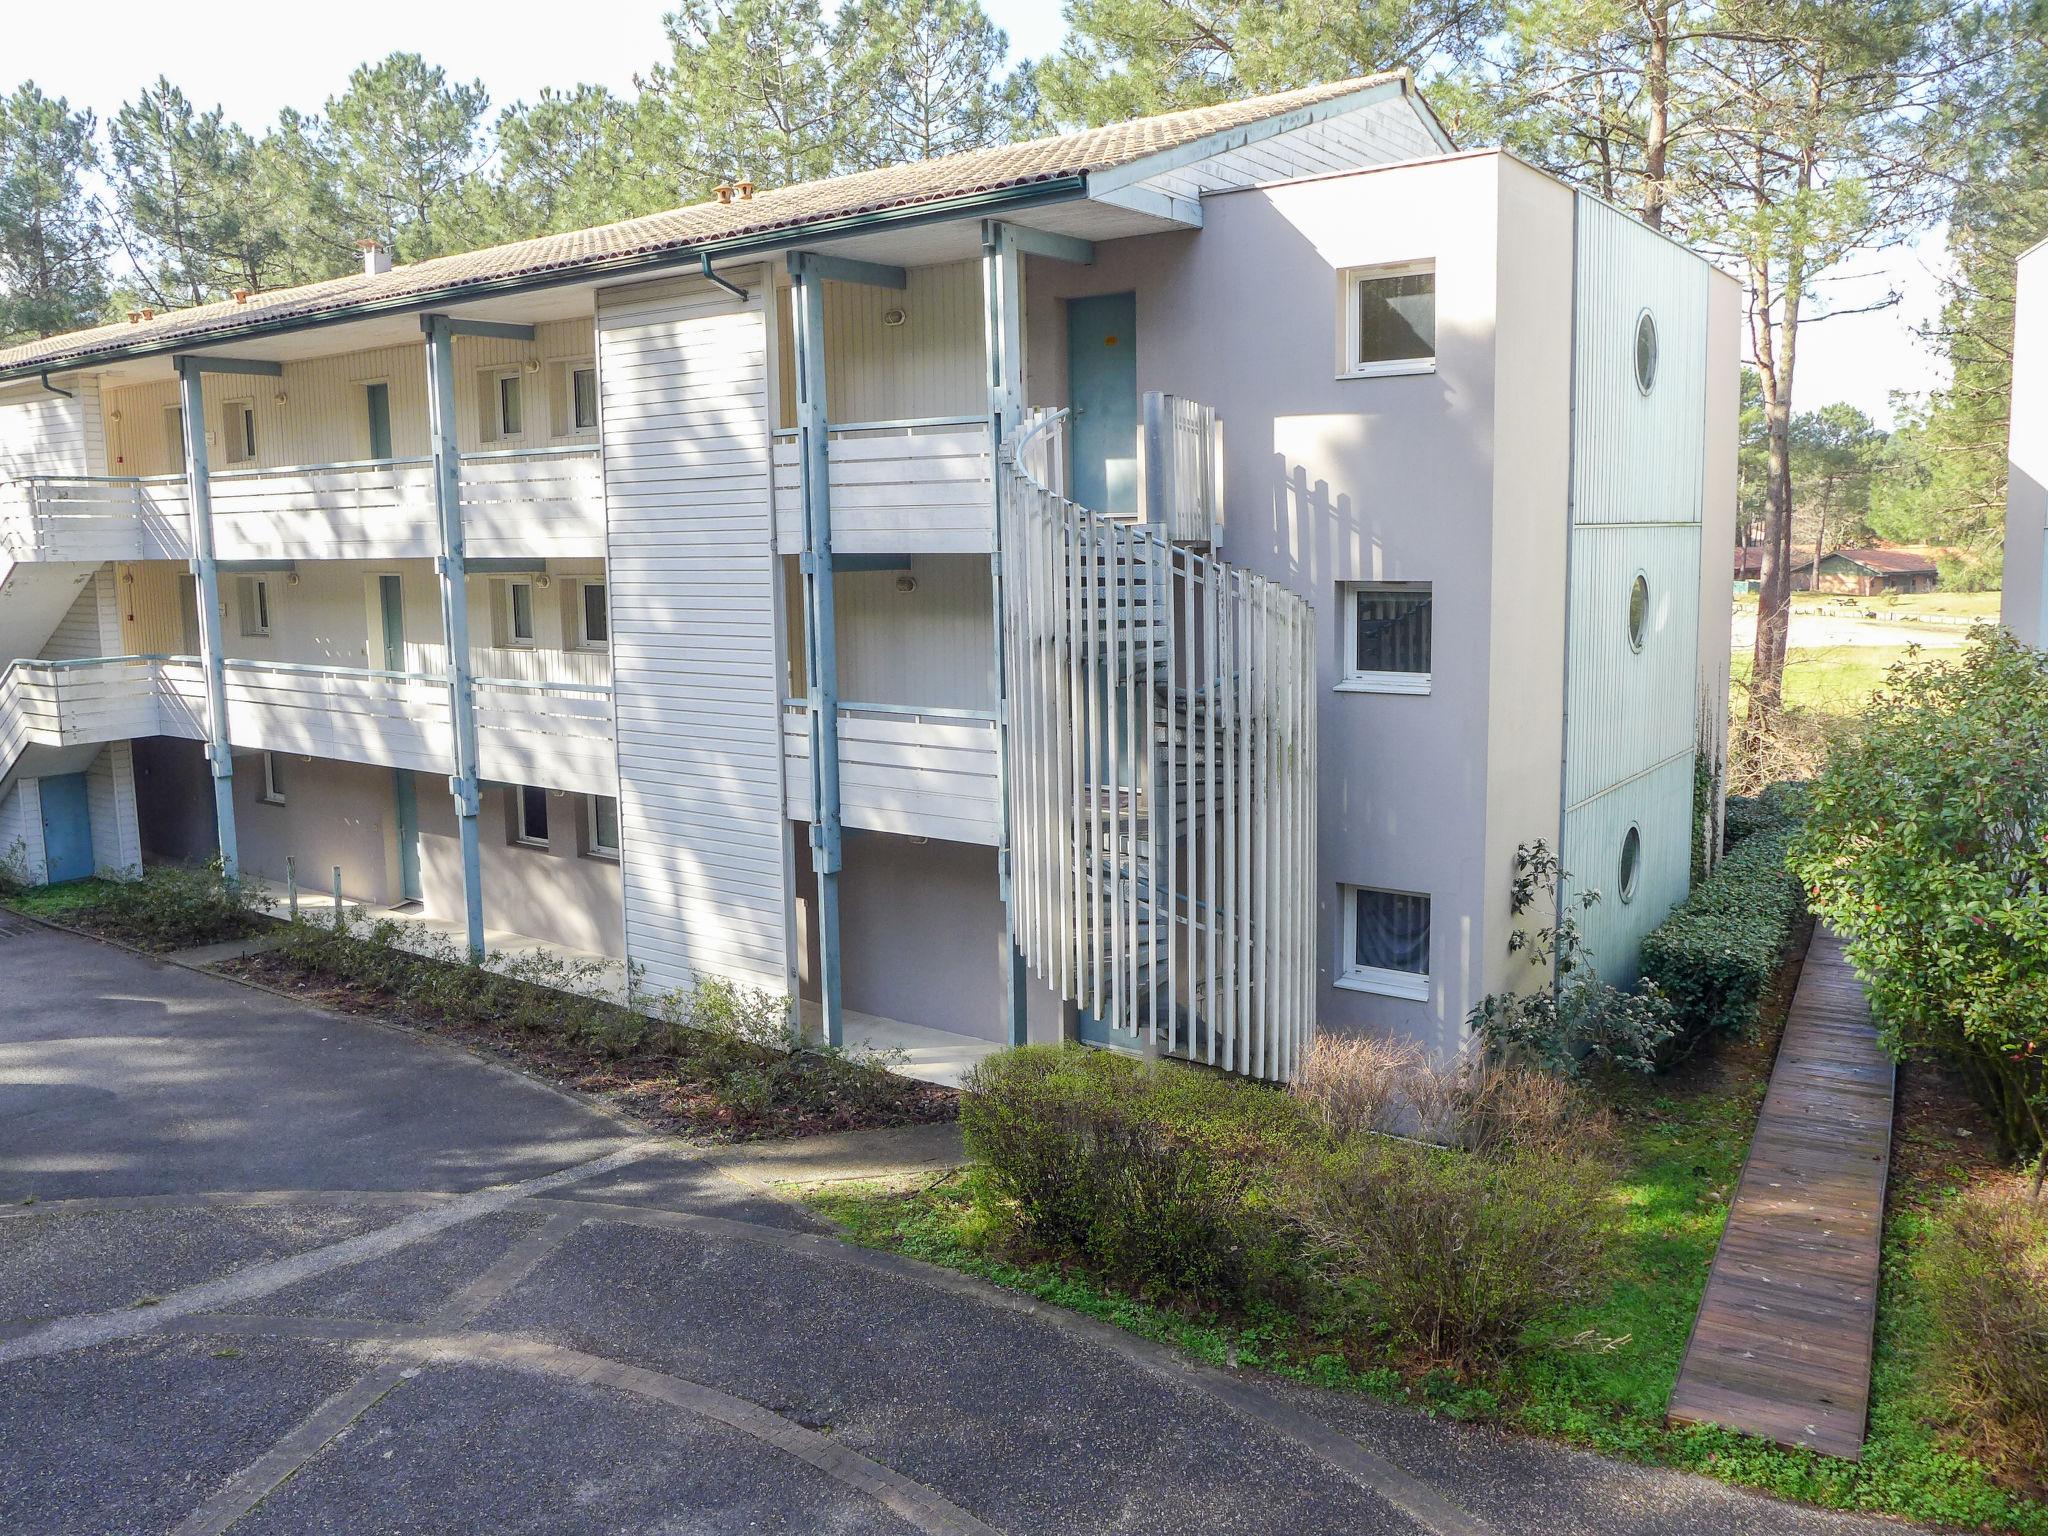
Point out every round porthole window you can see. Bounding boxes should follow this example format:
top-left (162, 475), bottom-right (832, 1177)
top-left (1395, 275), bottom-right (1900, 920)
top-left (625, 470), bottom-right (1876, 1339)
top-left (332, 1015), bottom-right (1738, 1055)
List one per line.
top-left (1619, 824), bottom-right (1642, 903)
top-left (1634, 309), bottom-right (1658, 393)
top-left (1627, 572), bottom-right (1650, 651)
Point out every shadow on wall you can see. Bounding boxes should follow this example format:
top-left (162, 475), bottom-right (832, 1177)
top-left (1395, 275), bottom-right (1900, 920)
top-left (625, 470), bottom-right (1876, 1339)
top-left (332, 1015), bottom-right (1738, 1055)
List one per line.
top-left (132, 735), bottom-right (216, 865)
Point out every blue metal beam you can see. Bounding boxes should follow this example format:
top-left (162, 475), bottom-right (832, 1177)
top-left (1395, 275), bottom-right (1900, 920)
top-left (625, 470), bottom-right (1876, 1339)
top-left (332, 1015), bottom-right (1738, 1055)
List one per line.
top-left (982, 222), bottom-right (1030, 1046)
top-left (174, 357), bottom-right (239, 881)
top-left (999, 225), bottom-right (1096, 265)
top-left (421, 314), bottom-right (487, 962)
top-left (791, 263), bottom-right (846, 1049)
top-left (426, 317), bottom-right (537, 342)
top-left (172, 354), bottom-right (284, 378)
top-left (788, 251), bottom-right (907, 291)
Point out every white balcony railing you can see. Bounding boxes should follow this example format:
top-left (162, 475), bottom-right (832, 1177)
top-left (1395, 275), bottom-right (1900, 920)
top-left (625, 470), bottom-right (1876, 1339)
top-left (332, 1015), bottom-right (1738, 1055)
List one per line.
top-left (772, 416), bottom-right (994, 554)
top-left (403, 641), bottom-right (612, 690)
top-left (1, 654), bottom-right (614, 797)
top-left (0, 446), bottom-right (604, 564)
top-left (782, 700), bottom-right (1001, 846)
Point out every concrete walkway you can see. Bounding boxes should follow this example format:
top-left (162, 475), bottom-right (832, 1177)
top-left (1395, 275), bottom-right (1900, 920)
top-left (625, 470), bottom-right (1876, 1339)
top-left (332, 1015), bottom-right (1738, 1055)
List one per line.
top-left (0, 923), bottom-right (1940, 1535)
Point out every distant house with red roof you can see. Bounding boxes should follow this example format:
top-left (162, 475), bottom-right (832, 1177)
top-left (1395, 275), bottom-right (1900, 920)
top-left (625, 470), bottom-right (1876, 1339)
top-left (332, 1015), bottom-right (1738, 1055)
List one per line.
top-left (1733, 544), bottom-right (1939, 595)
top-left (1811, 547), bottom-right (1940, 595)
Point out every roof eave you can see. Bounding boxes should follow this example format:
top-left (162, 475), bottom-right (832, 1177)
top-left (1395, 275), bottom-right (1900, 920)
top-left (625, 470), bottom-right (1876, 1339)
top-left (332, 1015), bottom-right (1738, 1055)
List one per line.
top-left (0, 175), bottom-right (1091, 385)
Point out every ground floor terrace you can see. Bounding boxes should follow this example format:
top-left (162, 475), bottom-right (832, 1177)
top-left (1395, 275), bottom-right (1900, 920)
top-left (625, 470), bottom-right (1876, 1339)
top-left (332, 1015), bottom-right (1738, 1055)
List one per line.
top-left (8, 733), bottom-right (1029, 1086)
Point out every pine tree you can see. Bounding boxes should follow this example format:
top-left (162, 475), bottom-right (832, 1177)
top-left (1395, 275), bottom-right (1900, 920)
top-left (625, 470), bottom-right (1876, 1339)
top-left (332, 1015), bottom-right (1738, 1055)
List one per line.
top-left (0, 82), bottom-right (107, 341)
top-left (323, 53), bottom-right (490, 261)
top-left (836, 0), bottom-right (1040, 168)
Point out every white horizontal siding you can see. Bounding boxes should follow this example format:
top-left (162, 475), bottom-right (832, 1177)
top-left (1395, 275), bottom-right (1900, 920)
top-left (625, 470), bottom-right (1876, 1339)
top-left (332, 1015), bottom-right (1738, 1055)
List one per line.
top-left (0, 387), bottom-right (92, 479)
top-left (597, 270), bottom-right (791, 998)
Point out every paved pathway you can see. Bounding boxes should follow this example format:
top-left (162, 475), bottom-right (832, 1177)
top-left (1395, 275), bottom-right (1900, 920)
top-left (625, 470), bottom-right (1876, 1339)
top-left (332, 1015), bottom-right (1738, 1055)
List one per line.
top-left (1668, 930), bottom-right (1895, 1459)
top-left (0, 923), bottom-right (1935, 1534)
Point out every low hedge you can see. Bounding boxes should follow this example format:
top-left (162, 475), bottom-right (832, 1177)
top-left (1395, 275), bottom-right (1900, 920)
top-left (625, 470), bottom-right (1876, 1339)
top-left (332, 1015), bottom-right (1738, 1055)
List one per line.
top-left (1640, 796), bottom-right (1808, 1047)
top-left (961, 1043), bottom-right (1618, 1368)
top-left (960, 1045), bottom-right (1311, 1307)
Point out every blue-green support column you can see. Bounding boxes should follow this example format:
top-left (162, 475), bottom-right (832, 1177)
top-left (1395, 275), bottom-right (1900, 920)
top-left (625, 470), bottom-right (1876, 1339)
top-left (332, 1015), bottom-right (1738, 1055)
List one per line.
top-left (981, 222), bottom-right (1029, 1047)
top-left (174, 353), bottom-right (283, 880)
top-left (790, 255), bottom-right (846, 1049)
top-left (787, 251), bottom-right (906, 1049)
top-left (422, 315), bottom-right (486, 961)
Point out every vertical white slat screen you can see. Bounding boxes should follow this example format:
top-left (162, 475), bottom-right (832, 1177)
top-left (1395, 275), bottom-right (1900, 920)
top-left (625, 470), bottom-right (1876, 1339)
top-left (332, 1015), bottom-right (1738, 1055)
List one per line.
top-left (1001, 408), bottom-right (1316, 1081)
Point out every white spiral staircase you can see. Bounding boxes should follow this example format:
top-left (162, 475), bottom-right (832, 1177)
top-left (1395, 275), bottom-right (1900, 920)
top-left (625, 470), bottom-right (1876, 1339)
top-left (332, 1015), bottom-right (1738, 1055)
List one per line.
top-left (999, 406), bottom-right (1317, 1081)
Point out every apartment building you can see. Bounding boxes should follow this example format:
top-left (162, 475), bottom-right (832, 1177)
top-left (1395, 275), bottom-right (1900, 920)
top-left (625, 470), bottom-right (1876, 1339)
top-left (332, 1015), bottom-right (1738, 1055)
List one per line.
top-left (0, 73), bottom-right (1737, 1078)
top-left (2007, 239), bottom-right (2046, 648)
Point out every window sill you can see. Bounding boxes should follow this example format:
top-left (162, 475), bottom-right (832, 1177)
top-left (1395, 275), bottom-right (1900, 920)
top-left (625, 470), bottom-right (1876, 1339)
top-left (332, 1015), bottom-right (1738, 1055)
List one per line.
top-left (258, 796), bottom-right (286, 808)
top-left (1335, 968), bottom-right (1430, 1002)
top-left (513, 836), bottom-right (549, 850)
top-left (1337, 360), bottom-right (1436, 381)
top-left (584, 849), bottom-right (620, 864)
top-left (1335, 673), bottom-right (1431, 696)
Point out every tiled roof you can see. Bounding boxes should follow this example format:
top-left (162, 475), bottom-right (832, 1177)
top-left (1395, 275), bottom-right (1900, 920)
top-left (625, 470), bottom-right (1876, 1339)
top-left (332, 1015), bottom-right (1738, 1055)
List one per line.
top-left (1, 74), bottom-right (1416, 379)
top-left (1826, 547), bottom-right (1939, 575)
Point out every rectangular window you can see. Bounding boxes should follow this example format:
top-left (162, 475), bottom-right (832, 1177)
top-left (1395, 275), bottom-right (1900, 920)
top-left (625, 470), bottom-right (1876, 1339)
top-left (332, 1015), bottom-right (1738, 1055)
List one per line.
top-left (237, 575), bottom-right (271, 637)
top-left (1340, 261), bottom-right (1436, 377)
top-left (587, 794), bottom-right (620, 858)
top-left (365, 381), bottom-right (393, 459)
top-left (571, 366), bottom-right (597, 431)
top-left (495, 372), bottom-right (524, 439)
top-left (163, 405), bottom-right (185, 465)
top-left (260, 751), bottom-right (285, 805)
top-left (1340, 582), bottom-right (1432, 694)
top-left (223, 401), bottom-right (256, 464)
top-left (507, 580), bottom-right (535, 645)
top-left (1340, 886), bottom-right (1431, 1000)
top-left (578, 580), bottom-right (608, 647)
top-left (516, 784), bottom-right (549, 847)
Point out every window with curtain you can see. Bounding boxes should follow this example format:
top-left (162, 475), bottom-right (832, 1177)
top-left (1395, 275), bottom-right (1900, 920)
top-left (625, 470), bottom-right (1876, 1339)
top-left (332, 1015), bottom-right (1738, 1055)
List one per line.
top-left (571, 366), bottom-right (597, 431)
top-left (1342, 582), bottom-right (1432, 691)
top-left (1344, 886), bottom-right (1431, 997)
top-left (1341, 261), bottom-right (1436, 375)
top-left (587, 794), bottom-right (620, 857)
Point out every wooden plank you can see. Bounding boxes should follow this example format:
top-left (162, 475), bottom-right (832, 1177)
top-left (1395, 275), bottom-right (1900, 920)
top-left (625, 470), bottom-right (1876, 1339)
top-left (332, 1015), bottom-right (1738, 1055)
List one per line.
top-left (1666, 928), bottom-right (1895, 1461)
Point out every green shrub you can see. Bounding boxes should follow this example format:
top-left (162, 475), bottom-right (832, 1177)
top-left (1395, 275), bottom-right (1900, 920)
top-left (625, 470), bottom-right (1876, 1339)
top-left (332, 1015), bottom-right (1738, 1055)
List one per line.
top-left (1290, 1135), bottom-right (1615, 1368)
top-left (1640, 818), bottom-right (1807, 1050)
top-left (8, 861), bottom-right (266, 951)
top-left (1918, 1184), bottom-right (2048, 1487)
top-left (1790, 631), bottom-right (2048, 1157)
top-left (262, 911), bottom-right (937, 1137)
top-left (961, 1045), bottom-right (1310, 1306)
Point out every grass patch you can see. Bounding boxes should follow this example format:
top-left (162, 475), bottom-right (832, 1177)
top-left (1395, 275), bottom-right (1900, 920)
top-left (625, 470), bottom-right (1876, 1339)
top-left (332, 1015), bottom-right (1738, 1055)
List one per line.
top-left (3, 865), bottom-right (266, 951)
top-left (808, 1000), bottom-right (2048, 1532)
top-left (1732, 645), bottom-right (1933, 718)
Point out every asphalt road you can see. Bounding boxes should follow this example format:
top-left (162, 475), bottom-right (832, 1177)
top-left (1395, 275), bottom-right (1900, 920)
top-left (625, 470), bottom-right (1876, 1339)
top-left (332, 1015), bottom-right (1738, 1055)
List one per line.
top-left (0, 919), bottom-right (1939, 1535)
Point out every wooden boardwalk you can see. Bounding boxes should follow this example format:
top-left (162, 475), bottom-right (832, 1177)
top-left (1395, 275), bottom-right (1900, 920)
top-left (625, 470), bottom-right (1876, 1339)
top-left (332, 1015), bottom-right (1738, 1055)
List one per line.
top-left (1667, 929), bottom-right (1896, 1460)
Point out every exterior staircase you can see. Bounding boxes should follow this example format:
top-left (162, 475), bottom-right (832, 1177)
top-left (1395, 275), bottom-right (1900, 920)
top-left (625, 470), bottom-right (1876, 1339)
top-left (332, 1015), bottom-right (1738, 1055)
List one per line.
top-left (1000, 403), bottom-right (1316, 1081)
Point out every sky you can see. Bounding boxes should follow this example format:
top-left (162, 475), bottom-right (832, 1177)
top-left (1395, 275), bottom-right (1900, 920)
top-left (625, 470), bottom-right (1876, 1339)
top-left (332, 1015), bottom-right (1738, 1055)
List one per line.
top-left (11, 0), bottom-right (1948, 425)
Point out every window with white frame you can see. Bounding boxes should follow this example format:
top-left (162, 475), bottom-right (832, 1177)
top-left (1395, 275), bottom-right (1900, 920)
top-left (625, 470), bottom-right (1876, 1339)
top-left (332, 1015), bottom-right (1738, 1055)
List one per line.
top-left (577, 580), bottom-right (608, 648)
top-left (223, 400), bottom-right (257, 465)
top-left (501, 579), bottom-right (537, 646)
top-left (163, 405), bottom-right (185, 465)
top-left (237, 575), bottom-right (272, 637)
top-left (1339, 260), bottom-right (1436, 377)
top-left (571, 365), bottom-right (597, 431)
top-left (488, 370), bottom-right (525, 440)
top-left (1339, 885), bottom-right (1431, 1000)
top-left (1339, 582), bottom-right (1432, 693)
top-left (514, 784), bottom-right (549, 847)
top-left (259, 751), bottom-right (285, 805)
top-left (586, 793), bottom-right (620, 858)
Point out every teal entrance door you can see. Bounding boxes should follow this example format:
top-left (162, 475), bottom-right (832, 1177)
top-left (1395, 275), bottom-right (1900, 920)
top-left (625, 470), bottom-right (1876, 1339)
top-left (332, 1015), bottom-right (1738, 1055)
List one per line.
top-left (39, 773), bottom-right (93, 883)
top-left (392, 770), bottom-right (422, 903)
top-left (1066, 292), bottom-right (1140, 517)
top-left (377, 574), bottom-right (405, 671)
